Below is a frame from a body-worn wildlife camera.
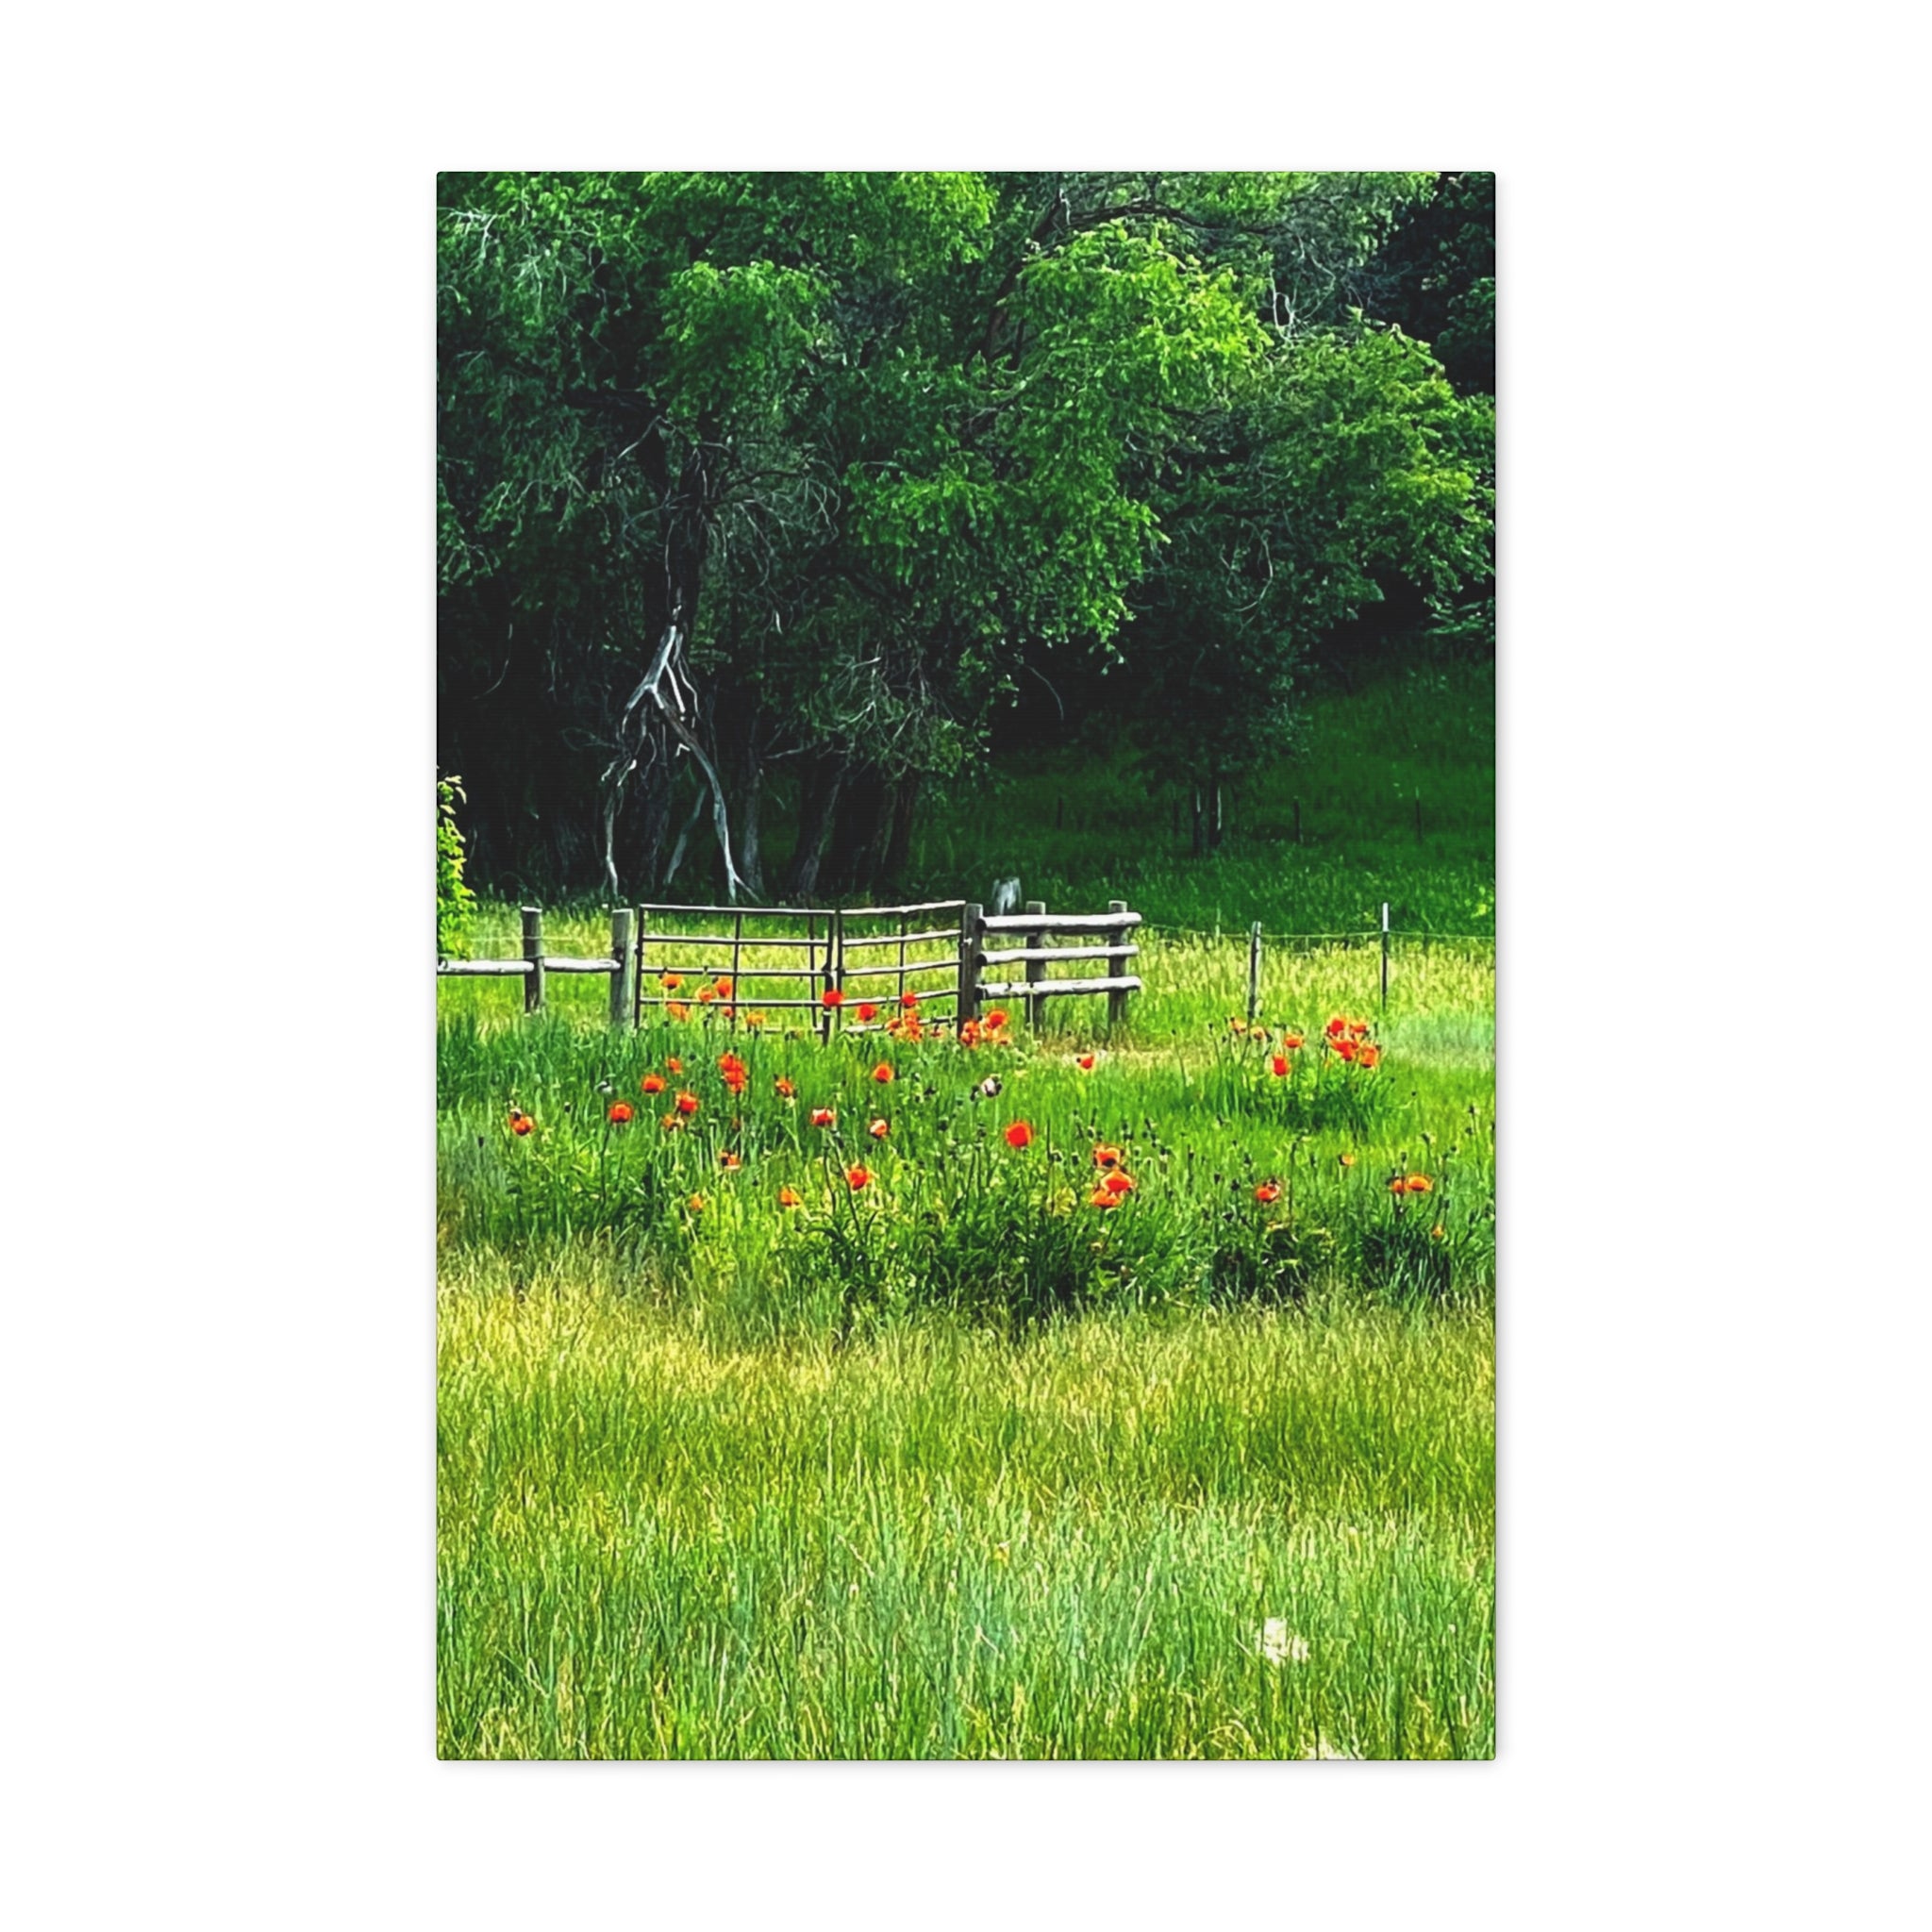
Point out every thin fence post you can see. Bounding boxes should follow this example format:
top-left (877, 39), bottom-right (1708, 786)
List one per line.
top-left (896, 914), bottom-right (908, 1015)
top-left (1247, 922), bottom-right (1262, 1024)
top-left (958, 903), bottom-right (983, 1027)
top-left (634, 906), bottom-right (647, 1027)
top-left (831, 908), bottom-right (845, 1035)
top-left (1380, 902), bottom-right (1391, 1012)
top-left (730, 910), bottom-right (743, 1031)
top-left (522, 906), bottom-right (544, 1014)
top-left (609, 907), bottom-right (635, 1028)
top-left (1108, 901), bottom-right (1131, 1031)
top-left (1024, 899), bottom-right (1047, 1032)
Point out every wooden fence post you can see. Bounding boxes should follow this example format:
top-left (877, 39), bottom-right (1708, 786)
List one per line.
top-left (831, 908), bottom-right (845, 1034)
top-left (958, 903), bottom-right (983, 1026)
top-left (1024, 899), bottom-right (1047, 1031)
top-left (522, 906), bottom-right (544, 1014)
top-left (1108, 901), bottom-right (1132, 1031)
top-left (634, 906), bottom-right (648, 1027)
top-left (1247, 922), bottom-right (1262, 1024)
top-left (1380, 902), bottom-right (1391, 1011)
top-left (609, 907), bottom-right (635, 1028)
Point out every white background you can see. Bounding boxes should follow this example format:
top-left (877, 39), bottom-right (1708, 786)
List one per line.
top-left (3, 4), bottom-right (1926, 1925)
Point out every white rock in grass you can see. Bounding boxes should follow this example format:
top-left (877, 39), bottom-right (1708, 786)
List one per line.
top-left (1258, 1618), bottom-right (1310, 1665)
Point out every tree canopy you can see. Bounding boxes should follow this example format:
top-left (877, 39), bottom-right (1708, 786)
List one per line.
top-left (438, 171), bottom-right (1493, 899)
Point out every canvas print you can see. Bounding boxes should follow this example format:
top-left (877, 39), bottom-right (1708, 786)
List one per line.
top-left (436, 172), bottom-right (1496, 1759)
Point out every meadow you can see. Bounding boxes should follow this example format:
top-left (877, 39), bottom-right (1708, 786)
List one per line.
top-left (438, 884), bottom-right (1495, 1757)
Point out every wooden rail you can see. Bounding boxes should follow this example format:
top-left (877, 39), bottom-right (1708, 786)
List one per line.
top-left (439, 896), bottom-right (1141, 1031)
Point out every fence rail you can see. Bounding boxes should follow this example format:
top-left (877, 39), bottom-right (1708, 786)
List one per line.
top-left (438, 895), bottom-right (1487, 1027)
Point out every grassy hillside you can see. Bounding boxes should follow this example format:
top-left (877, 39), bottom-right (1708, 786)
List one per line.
top-left (905, 653), bottom-right (1494, 935)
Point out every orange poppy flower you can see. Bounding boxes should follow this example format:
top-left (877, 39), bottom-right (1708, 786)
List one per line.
top-left (901, 991), bottom-right (919, 1009)
top-left (745, 1012), bottom-right (765, 1028)
top-left (675, 1091), bottom-right (700, 1116)
top-left (713, 977), bottom-right (734, 998)
top-left (1093, 1144), bottom-right (1123, 1169)
top-left (1349, 1022), bottom-right (1371, 1041)
top-left (822, 988), bottom-right (845, 1009)
top-left (1325, 1017), bottom-right (1347, 1039)
top-left (509, 1111), bottom-right (534, 1137)
top-left (659, 974), bottom-right (681, 991)
top-left (869, 1118), bottom-right (890, 1140)
top-left (1334, 1040), bottom-right (1358, 1063)
top-left (608, 1102), bottom-right (634, 1124)
top-left (718, 1052), bottom-right (746, 1075)
top-left (1102, 1170), bottom-right (1135, 1196)
top-left (1358, 1044), bottom-right (1381, 1069)
top-left (1429, 1224), bottom-right (1447, 1241)
top-left (1076, 1054), bottom-right (1095, 1071)
top-left (641, 1074), bottom-right (666, 1095)
top-left (1005, 1121), bottom-right (1034, 1149)
top-left (845, 1165), bottom-right (872, 1191)
top-left (1405, 1174), bottom-right (1434, 1193)
top-left (1270, 1055), bottom-right (1289, 1076)
top-left (959, 1019), bottom-right (982, 1047)
top-left (985, 1008), bottom-right (1008, 1029)
top-left (719, 1150), bottom-right (741, 1170)
top-left (858, 1003), bottom-right (878, 1023)
top-left (666, 1002), bottom-right (691, 1022)
top-left (667, 1058), bottom-right (684, 1074)
top-left (1254, 1182), bottom-right (1282, 1205)
top-left (696, 986), bottom-right (717, 1005)
top-left (1281, 1033), bottom-right (1304, 1050)
top-left (661, 1113), bottom-right (682, 1132)
top-left (1388, 1175), bottom-right (1407, 1195)
top-left (687, 1193), bottom-right (706, 1213)
top-left (1088, 1187), bottom-right (1120, 1210)
top-left (1339, 1153), bottom-right (1357, 1169)
top-left (872, 1062), bottom-right (894, 1084)
top-left (778, 1186), bottom-right (803, 1209)
top-left (774, 1076), bottom-right (796, 1099)
top-left (810, 1108), bottom-right (836, 1128)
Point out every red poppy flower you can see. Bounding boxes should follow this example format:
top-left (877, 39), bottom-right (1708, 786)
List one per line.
top-left (774, 1076), bottom-right (796, 1098)
top-left (714, 977), bottom-right (734, 998)
top-left (1076, 1054), bottom-right (1095, 1071)
top-left (675, 1091), bottom-right (700, 1116)
top-left (1088, 1187), bottom-right (1120, 1210)
top-left (1388, 1175), bottom-right (1407, 1195)
top-left (869, 1118), bottom-right (890, 1140)
top-left (1255, 1182), bottom-right (1282, 1205)
top-left (872, 1062), bottom-right (894, 1084)
top-left (778, 1186), bottom-right (803, 1208)
top-left (1005, 1121), bottom-right (1034, 1149)
top-left (858, 1003), bottom-right (878, 1023)
top-left (1270, 1056), bottom-right (1289, 1077)
top-left (985, 1008), bottom-right (1008, 1029)
top-left (641, 1073), bottom-right (666, 1095)
top-left (1281, 1033), bottom-right (1304, 1050)
top-left (822, 988), bottom-right (845, 1009)
top-left (1102, 1170), bottom-right (1135, 1197)
top-left (719, 1150), bottom-right (741, 1170)
top-left (1334, 1040), bottom-right (1358, 1063)
top-left (608, 1102), bottom-right (634, 1124)
top-left (718, 1052), bottom-right (746, 1075)
top-left (901, 991), bottom-right (919, 1009)
top-left (666, 1058), bottom-right (684, 1074)
top-left (509, 1111), bottom-right (534, 1137)
top-left (1326, 1017), bottom-right (1347, 1039)
top-left (845, 1165), bottom-right (872, 1191)
top-left (1093, 1144), bottom-right (1122, 1169)
top-left (1349, 1022), bottom-right (1371, 1041)
top-left (659, 974), bottom-right (682, 991)
top-left (1405, 1174), bottom-right (1434, 1193)
top-left (810, 1108), bottom-right (836, 1128)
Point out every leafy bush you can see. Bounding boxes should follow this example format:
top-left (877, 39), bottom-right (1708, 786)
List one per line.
top-left (438, 775), bottom-right (477, 958)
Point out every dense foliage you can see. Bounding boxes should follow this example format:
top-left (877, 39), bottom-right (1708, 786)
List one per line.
top-left (439, 172), bottom-right (1494, 899)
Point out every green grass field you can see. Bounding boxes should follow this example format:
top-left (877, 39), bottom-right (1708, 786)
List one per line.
top-left (438, 656), bottom-right (1495, 1759)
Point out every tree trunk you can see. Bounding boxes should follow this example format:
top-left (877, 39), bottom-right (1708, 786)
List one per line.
top-left (1208, 775), bottom-right (1224, 852)
top-left (880, 774), bottom-right (922, 888)
top-left (782, 751), bottom-right (844, 902)
top-left (1191, 785), bottom-right (1205, 858)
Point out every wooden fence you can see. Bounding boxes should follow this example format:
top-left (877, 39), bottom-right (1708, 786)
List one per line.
top-left (437, 896), bottom-right (1145, 1031)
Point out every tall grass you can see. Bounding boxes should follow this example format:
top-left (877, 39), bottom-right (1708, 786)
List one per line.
top-left (439, 1274), bottom-right (1493, 1759)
